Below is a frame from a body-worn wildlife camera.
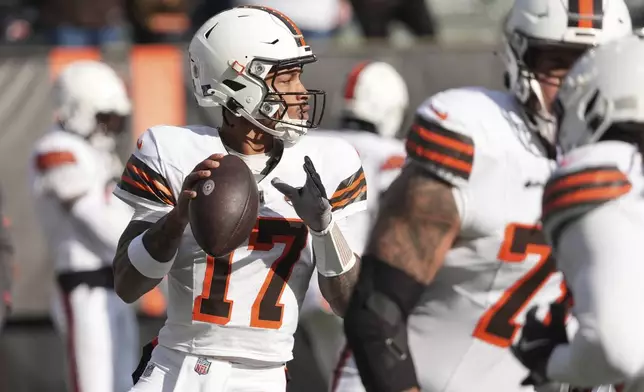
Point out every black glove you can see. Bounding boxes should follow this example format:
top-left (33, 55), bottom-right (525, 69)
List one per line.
top-left (511, 302), bottom-right (569, 387)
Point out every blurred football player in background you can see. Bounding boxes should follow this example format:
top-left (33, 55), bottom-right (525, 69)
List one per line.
top-left (512, 32), bottom-right (644, 392)
top-left (302, 60), bottom-right (408, 386)
top-left (30, 60), bottom-right (138, 392)
top-left (341, 0), bottom-right (633, 392)
top-left (112, 6), bottom-right (368, 392)
top-left (0, 188), bottom-right (14, 333)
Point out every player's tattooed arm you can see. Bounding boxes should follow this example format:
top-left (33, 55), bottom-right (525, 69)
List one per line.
top-left (318, 258), bottom-right (361, 316)
top-left (367, 163), bottom-right (460, 284)
top-left (113, 209), bottom-right (187, 303)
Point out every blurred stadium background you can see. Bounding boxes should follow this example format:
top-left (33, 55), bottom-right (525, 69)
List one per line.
top-left (0, 0), bottom-right (641, 391)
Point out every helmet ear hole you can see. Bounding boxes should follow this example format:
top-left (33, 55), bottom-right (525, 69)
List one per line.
top-left (503, 72), bottom-right (510, 89)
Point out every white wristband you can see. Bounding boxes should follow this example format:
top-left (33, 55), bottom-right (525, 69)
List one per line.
top-left (127, 230), bottom-right (177, 279)
top-left (311, 219), bottom-right (356, 277)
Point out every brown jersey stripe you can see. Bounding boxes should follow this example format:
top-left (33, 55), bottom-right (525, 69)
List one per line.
top-left (238, 5), bottom-right (306, 47)
top-left (406, 139), bottom-right (472, 180)
top-left (330, 178), bottom-right (367, 210)
top-left (543, 166), bottom-right (626, 199)
top-left (119, 155), bottom-right (176, 206)
top-left (331, 167), bottom-right (367, 211)
top-left (414, 115), bottom-right (475, 154)
top-left (332, 167), bottom-right (365, 198)
top-left (405, 118), bottom-right (474, 181)
top-left (543, 184), bottom-right (631, 216)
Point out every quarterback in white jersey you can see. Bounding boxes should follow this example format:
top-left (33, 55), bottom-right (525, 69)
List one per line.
top-left (112, 6), bottom-right (367, 392)
top-left (512, 33), bottom-right (644, 392)
top-left (30, 61), bottom-right (138, 392)
top-left (304, 60), bottom-right (409, 385)
top-left (342, 1), bottom-right (632, 392)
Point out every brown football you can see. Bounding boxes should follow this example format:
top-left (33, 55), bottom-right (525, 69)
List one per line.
top-left (189, 154), bottom-right (259, 257)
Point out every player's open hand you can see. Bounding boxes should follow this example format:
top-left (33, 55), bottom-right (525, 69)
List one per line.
top-left (170, 154), bottom-right (225, 225)
top-left (511, 302), bottom-right (569, 388)
top-left (272, 156), bottom-right (332, 233)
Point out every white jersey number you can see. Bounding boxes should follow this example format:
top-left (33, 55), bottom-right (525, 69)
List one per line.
top-left (192, 217), bottom-right (308, 329)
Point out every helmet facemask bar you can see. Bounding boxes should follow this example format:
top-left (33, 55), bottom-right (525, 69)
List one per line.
top-left (246, 56), bottom-right (326, 139)
top-left (505, 30), bottom-right (589, 143)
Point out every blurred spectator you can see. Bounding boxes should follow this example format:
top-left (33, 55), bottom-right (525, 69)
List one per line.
top-left (0, 189), bottom-right (14, 333)
top-left (350, 0), bottom-right (436, 39)
top-left (41, 0), bottom-right (127, 46)
top-left (126, 0), bottom-right (191, 43)
top-left (0, 0), bottom-right (38, 44)
top-left (234, 0), bottom-right (352, 40)
top-left (190, 0), bottom-right (232, 32)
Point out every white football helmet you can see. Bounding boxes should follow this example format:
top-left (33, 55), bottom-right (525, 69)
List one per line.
top-left (555, 32), bottom-right (644, 154)
top-left (189, 6), bottom-right (326, 145)
top-left (502, 0), bottom-right (632, 144)
top-left (53, 60), bottom-right (131, 148)
top-left (341, 61), bottom-right (409, 139)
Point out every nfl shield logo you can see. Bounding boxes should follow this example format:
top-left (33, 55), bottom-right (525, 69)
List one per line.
top-left (194, 357), bottom-right (211, 375)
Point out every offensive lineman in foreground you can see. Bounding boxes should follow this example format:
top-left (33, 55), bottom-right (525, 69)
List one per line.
top-left (511, 32), bottom-right (644, 392)
top-left (30, 61), bottom-right (138, 392)
top-left (113, 6), bottom-right (367, 391)
top-left (342, 0), bottom-right (632, 391)
top-left (303, 61), bottom-right (409, 384)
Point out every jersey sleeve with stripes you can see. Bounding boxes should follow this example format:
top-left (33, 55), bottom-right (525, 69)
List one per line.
top-left (405, 92), bottom-right (475, 188)
top-left (31, 146), bottom-right (94, 201)
top-left (113, 129), bottom-right (177, 212)
top-left (326, 139), bottom-right (368, 220)
top-left (541, 142), bottom-right (638, 246)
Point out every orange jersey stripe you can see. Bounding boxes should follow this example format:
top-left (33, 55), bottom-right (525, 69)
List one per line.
top-left (36, 151), bottom-right (76, 171)
top-left (544, 170), bottom-right (625, 198)
top-left (413, 125), bottom-right (474, 156)
top-left (544, 185), bottom-right (632, 214)
top-left (332, 185), bottom-right (367, 209)
top-left (331, 172), bottom-right (366, 200)
top-left (380, 155), bottom-right (406, 171)
top-left (406, 140), bottom-right (473, 174)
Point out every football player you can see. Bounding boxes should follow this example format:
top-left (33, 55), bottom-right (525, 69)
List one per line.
top-left (0, 188), bottom-right (13, 333)
top-left (341, 0), bottom-right (632, 392)
top-left (302, 60), bottom-right (409, 385)
top-left (30, 61), bottom-right (138, 392)
top-left (112, 6), bottom-right (367, 392)
top-left (511, 32), bottom-right (644, 392)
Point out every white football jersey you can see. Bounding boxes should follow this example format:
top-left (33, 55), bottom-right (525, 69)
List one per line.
top-left (542, 141), bottom-right (644, 392)
top-left (401, 87), bottom-right (566, 391)
top-left (309, 129), bottom-right (405, 227)
top-left (30, 126), bottom-right (133, 273)
top-left (113, 125), bottom-right (368, 364)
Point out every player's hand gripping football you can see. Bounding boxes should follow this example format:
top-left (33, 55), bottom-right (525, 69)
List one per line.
top-left (167, 153), bottom-right (225, 226)
top-left (511, 302), bottom-right (569, 388)
top-left (271, 156), bottom-right (332, 233)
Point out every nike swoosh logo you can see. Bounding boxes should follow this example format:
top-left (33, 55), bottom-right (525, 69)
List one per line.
top-left (524, 181), bottom-right (545, 188)
top-left (519, 338), bottom-right (550, 351)
top-left (429, 103), bottom-right (448, 121)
